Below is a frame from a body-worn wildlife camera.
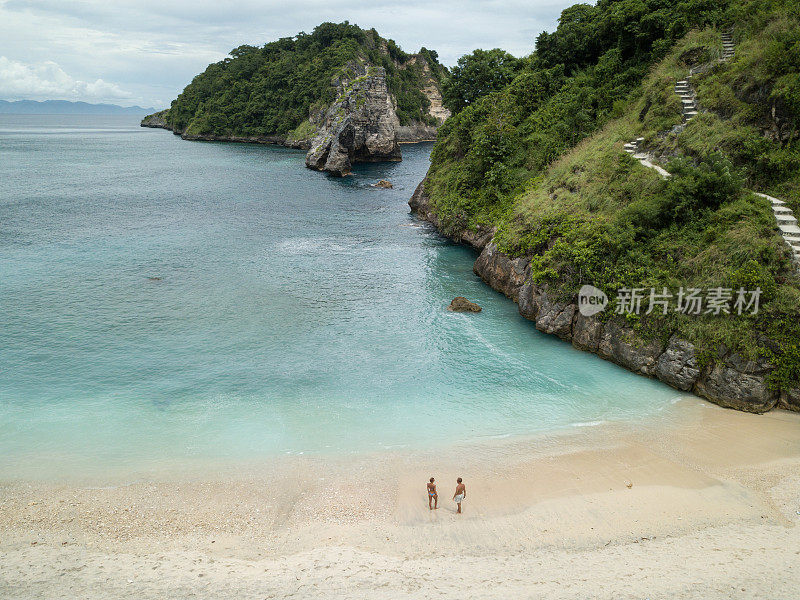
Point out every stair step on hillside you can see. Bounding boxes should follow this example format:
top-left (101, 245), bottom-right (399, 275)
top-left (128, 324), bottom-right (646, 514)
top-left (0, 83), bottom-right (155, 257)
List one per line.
top-left (774, 206), bottom-right (793, 215)
top-left (754, 192), bottom-right (783, 203)
top-left (776, 214), bottom-right (798, 224)
top-left (636, 137), bottom-right (645, 142)
top-left (754, 192), bottom-right (784, 205)
top-left (676, 80), bottom-right (688, 85)
top-left (683, 111), bottom-right (698, 117)
top-left (785, 234), bottom-right (800, 243)
top-left (780, 224), bottom-right (800, 235)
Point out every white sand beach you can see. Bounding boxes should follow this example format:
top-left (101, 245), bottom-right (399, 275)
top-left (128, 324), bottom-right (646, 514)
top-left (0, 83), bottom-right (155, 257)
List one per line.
top-left (2, 398), bottom-right (799, 599)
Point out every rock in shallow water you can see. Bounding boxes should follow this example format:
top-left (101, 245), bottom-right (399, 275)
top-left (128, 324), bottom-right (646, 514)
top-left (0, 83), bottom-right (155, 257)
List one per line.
top-left (448, 297), bottom-right (482, 313)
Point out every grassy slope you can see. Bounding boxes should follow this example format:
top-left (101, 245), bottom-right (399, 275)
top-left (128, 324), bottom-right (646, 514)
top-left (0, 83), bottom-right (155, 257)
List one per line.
top-left (427, 2), bottom-right (800, 388)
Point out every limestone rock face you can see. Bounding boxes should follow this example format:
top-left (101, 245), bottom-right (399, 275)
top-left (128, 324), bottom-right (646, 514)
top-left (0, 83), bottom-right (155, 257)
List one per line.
top-left (448, 297), bottom-right (482, 313)
top-left (598, 323), bottom-right (663, 376)
top-left (655, 337), bottom-right (701, 391)
top-left (306, 63), bottom-right (401, 176)
top-left (517, 282), bottom-right (540, 321)
top-left (572, 314), bottom-right (603, 352)
top-left (535, 297), bottom-right (575, 341)
top-left (473, 244), bottom-right (528, 302)
top-left (694, 354), bottom-right (778, 413)
top-left (408, 178), bottom-right (796, 415)
top-left (780, 387), bottom-right (800, 411)
top-left (408, 180), bottom-right (494, 251)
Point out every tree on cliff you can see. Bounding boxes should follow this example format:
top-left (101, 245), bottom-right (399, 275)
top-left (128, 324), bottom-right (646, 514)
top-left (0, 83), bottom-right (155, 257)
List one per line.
top-left (442, 49), bottom-right (522, 114)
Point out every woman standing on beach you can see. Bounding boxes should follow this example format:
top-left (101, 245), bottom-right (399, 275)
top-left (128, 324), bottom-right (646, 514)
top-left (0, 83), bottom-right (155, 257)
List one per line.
top-left (453, 478), bottom-right (466, 514)
top-left (427, 477), bottom-right (438, 510)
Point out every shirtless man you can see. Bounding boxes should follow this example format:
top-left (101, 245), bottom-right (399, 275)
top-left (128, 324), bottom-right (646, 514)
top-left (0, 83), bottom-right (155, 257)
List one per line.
top-left (427, 477), bottom-right (438, 510)
top-left (453, 477), bottom-right (466, 514)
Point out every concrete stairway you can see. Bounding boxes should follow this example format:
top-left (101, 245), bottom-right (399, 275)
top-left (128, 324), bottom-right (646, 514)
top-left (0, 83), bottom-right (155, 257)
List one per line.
top-left (675, 80), bottom-right (698, 122)
top-left (622, 30), bottom-right (798, 266)
top-left (755, 193), bottom-right (800, 263)
top-left (623, 138), bottom-right (669, 178)
top-left (722, 31), bottom-right (735, 60)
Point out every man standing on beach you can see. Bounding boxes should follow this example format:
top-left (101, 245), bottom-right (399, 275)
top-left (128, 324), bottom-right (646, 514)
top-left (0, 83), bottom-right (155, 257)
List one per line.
top-left (453, 477), bottom-right (466, 514)
top-left (427, 477), bottom-right (438, 510)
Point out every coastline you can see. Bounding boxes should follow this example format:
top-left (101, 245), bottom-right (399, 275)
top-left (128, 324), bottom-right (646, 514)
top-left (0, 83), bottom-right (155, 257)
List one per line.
top-left (409, 180), bottom-right (800, 414)
top-left (3, 399), bottom-right (800, 598)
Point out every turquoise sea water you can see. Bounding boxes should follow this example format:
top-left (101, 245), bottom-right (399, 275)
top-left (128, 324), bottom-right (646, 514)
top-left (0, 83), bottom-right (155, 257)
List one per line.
top-left (0, 115), bottom-right (683, 479)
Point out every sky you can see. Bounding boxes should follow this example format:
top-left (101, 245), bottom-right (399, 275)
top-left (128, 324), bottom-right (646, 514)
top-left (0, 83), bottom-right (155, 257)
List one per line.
top-left (0, 0), bottom-right (575, 108)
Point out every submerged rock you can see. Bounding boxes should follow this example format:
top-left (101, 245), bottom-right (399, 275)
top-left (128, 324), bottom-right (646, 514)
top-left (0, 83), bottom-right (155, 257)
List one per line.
top-left (448, 297), bottom-right (482, 313)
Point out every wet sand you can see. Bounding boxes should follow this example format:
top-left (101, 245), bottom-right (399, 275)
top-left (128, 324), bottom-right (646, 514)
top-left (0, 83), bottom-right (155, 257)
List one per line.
top-left (1, 399), bottom-right (799, 599)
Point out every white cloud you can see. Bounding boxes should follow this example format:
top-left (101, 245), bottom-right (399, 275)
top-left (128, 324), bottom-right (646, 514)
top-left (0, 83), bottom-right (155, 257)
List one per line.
top-left (0, 56), bottom-right (134, 103)
top-left (0, 0), bottom-right (577, 107)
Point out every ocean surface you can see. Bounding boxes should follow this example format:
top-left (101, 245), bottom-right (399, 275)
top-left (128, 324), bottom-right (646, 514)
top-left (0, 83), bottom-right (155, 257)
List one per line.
top-left (0, 115), bottom-right (684, 480)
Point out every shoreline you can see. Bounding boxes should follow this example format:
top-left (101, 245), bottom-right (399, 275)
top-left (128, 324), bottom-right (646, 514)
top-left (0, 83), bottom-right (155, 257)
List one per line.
top-left (408, 180), bottom-right (800, 414)
top-left (3, 399), bottom-right (800, 598)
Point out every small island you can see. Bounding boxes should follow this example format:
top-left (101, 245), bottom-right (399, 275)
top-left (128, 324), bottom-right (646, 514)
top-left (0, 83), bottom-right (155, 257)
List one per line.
top-left (141, 23), bottom-right (450, 176)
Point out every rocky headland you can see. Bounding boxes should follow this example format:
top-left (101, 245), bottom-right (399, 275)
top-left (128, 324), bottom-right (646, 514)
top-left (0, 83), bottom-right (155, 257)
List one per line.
top-left (141, 24), bottom-right (449, 175)
top-left (410, 180), bottom-right (799, 414)
top-left (305, 63), bottom-right (401, 176)
top-left (142, 60), bottom-right (447, 175)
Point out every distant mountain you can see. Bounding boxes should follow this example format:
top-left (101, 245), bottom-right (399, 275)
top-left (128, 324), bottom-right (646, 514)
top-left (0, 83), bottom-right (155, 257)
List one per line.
top-left (0, 100), bottom-right (159, 115)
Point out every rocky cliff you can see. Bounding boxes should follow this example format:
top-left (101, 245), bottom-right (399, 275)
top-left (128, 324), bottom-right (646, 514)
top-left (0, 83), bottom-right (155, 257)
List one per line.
top-left (305, 64), bottom-right (401, 176)
top-left (410, 180), bottom-right (798, 414)
top-left (302, 55), bottom-right (450, 175)
top-left (141, 23), bottom-right (449, 171)
top-left (140, 110), bottom-right (169, 129)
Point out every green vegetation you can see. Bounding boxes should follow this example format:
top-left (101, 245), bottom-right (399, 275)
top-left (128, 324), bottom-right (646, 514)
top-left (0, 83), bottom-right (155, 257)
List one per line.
top-left (162, 22), bottom-right (447, 137)
top-left (442, 49), bottom-right (522, 113)
top-left (425, 0), bottom-right (800, 389)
